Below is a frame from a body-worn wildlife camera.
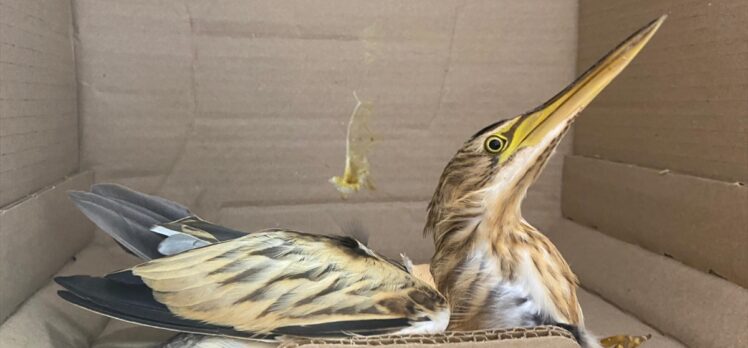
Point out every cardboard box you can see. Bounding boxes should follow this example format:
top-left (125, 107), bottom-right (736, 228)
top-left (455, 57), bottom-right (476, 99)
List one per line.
top-left (1, 0), bottom-right (745, 347)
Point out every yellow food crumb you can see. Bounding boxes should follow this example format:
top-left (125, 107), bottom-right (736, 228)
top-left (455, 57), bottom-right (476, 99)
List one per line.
top-left (600, 334), bottom-right (652, 348)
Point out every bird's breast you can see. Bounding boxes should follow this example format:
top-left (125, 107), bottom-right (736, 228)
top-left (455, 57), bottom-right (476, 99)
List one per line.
top-left (436, 245), bottom-right (565, 331)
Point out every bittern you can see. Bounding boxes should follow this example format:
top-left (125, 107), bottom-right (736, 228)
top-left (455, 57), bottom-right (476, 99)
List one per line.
top-left (425, 15), bottom-right (665, 348)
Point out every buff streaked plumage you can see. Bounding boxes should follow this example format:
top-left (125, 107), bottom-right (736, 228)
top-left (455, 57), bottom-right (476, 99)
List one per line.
top-left (132, 230), bottom-right (447, 334)
top-left (57, 220), bottom-right (448, 339)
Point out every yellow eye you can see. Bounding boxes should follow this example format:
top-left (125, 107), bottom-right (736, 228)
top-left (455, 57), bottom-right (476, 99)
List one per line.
top-left (485, 135), bottom-right (507, 153)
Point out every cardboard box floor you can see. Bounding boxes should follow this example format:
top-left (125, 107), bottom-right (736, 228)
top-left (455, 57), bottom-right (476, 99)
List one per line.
top-left (2, 0), bottom-right (747, 347)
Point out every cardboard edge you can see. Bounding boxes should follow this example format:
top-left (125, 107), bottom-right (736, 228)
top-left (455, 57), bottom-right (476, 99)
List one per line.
top-left (0, 237), bottom-right (141, 347)
top-left (561, 155), bottom-right (748, 288)
top-left (545, 218), bottom-right (748, 348)
top-left (0, 171), bottom-right (94, 323)
top-left (281, 326), bottom-right (579, 348)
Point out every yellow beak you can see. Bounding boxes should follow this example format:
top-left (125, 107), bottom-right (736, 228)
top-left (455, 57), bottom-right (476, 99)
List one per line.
top-left (501, 15), bottom-right (667, 162)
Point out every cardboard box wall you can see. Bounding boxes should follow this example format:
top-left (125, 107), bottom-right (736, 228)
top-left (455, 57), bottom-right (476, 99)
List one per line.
top-left (560, 1), bottom-right (748, 347)
top-left (0, 0), bottom-right (746, 347)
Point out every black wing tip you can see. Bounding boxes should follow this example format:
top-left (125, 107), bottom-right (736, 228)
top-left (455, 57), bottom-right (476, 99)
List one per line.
top-left (54, 275), bottom-right (90, 290)
top-left (105, 270), bottom-right (145, 285)
top-left (56, 274), bottom-right (410, 339)
top-left (57, 289), bottom-right (85, 304)
top-left (57, 272), bottom-right (145, 289)
top-left (56, 284), bottom-right (271, 340)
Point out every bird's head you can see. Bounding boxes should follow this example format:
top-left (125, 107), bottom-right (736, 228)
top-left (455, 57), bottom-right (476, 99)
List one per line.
top-left (425, 15), bottom-right (666, 247)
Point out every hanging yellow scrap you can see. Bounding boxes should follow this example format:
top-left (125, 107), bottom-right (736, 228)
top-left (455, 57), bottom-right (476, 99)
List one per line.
top-left (330, 92), bottom-right (375, 197)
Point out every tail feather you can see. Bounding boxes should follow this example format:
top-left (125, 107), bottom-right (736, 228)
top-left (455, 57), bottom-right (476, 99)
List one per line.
top-left (68, 184), bottom-right (192, 260)
top-left (72, 184), bottom-right (374, 263)
top-left (69, 192), bottom-right (163, 260)
top-left (91, 184), bottom-right (191, 221)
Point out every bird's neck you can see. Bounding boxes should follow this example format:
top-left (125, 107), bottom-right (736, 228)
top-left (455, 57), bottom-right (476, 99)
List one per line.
top-left (429, 192), bottom-right (533, 287)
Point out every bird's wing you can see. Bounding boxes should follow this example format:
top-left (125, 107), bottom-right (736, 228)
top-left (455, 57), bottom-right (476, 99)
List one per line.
top-left (56, 230), bottom-right (448, 338)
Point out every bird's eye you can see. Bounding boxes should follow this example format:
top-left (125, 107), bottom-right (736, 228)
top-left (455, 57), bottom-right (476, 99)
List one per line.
top-left (485, 135), bottom-right (507, 153)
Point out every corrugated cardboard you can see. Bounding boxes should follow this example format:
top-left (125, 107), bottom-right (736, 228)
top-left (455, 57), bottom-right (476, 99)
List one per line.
top-left (290, 339), bottom-right (578, 348)
top-left (545, 218), bottom-right (748, 348)
top-left (0, 0), bottom-right (79, 207)
top-left (73, 0), bottom-right (577, 223)
top-left (280, 327), bottom-right (578, 348)
top-left (562, 155), bottom-right (748, 288)
top-left (575, 0), bottom-right (748, 183)
top-left (0, 172), bottom-right (94, 323)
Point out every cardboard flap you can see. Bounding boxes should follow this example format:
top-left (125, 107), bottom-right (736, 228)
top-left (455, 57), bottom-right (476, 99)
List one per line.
top-left (0, 172), bottom-right (94, 323)
top-left (0, 237), bottom-right (142, 347)
top-left (562, 155), bottom-right (748, 288)
top-left (545, 218), bottom-right (748, 348)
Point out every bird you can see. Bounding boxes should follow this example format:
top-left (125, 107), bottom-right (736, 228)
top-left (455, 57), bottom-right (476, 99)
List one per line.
top-left (57, 184), bottom-right (450, 341)
top-left (423, 15), bottom-right (666, 348)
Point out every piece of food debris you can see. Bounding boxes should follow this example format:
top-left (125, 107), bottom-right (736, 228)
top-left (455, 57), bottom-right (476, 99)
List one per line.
top-left (329, 92), bottom-right (375, 197)
top-left (600, 334), bottom-right (652, 348)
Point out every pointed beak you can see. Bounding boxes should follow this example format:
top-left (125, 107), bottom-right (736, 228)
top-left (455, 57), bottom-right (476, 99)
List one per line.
top-left (500, 15), bottom-right (666, 162)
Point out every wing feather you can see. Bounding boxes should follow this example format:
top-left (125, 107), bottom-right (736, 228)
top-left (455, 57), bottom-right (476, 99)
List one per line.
top-left (57, 230), bottom-right (449, 337)
top-left (130, 230), bottom-right (447, 334)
